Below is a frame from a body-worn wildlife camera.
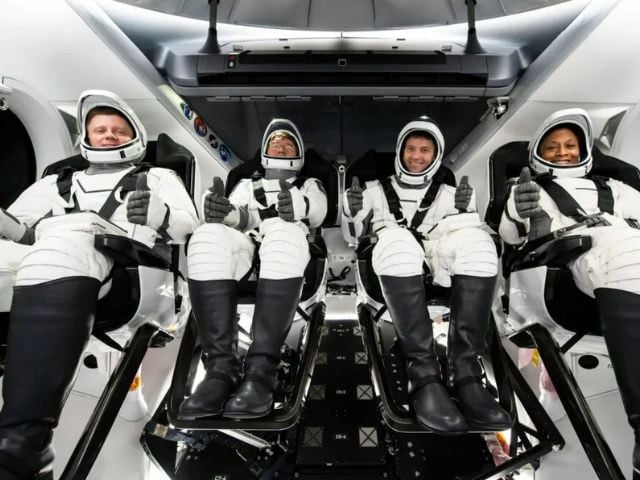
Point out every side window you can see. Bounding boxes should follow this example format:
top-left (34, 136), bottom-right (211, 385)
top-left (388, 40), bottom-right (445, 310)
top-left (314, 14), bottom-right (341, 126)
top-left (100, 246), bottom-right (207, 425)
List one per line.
top-left (0, 109), bottom-right (35, 208)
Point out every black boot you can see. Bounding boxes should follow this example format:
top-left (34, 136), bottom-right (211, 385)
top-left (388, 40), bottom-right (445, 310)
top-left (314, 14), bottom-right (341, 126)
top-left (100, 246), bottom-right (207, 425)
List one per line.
top-left (178, 279), bottom-right (241, 419)
top-left (379, 275), bottom-right (467, 434)
top-left (223, 277), bottom-right (304, 419)
top-left (448, 275), bottom-right (512, 431)
top-left (0, 277), bottom-right (100, 480)
top-left (594, 288), bottom-right (640, 480)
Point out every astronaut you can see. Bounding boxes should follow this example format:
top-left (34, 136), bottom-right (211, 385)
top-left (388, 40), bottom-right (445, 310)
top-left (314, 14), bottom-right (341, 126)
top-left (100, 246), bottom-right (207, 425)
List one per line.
top-left (342, 116), bottom-right (512, 434)
top-left (0, 90), bottom-right (198, 480)
top-left (500, 108), bottom-right (640, 478)
top-left (179, 118), bottom-right (327, 420)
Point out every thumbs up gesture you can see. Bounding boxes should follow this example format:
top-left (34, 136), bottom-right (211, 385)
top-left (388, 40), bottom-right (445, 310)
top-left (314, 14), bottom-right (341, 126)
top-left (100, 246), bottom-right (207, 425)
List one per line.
top-left (346, 176), bottom-right (364, 217)
top-left (514, 167), bottom-right (542, 218)
top-left (127, 172), bottom-right (168, 230)
top-left (277, 178), bottom-right (296, 222)
top-left (454, 175), bottom-right (473, 212)
top-left (204, 176), bottom-right (233, 223)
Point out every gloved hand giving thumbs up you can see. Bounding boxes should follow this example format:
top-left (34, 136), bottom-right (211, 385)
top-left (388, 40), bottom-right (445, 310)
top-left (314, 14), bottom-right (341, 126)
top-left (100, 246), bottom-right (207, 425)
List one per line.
top-left (127, 173), bottom-right (168, 230)
top-left (204, 176), bottom-right (234, 224)
top-left (346, 176), bottom-right (364, 217)
top-left (454, 175), bottom-right (473, 212)
top-left (514, 167), bottom-right (542, 218)
top-left (277, 178), bottom-right (308, 223)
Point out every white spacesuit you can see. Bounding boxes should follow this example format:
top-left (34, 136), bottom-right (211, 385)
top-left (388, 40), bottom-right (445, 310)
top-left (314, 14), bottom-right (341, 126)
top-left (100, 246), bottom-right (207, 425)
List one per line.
top-left (179, 118), bottom-right (327, 420)
top-left (343, 116), bottom-right (511, 434)
top-left (0, 91), bottom-right (197, 309)
top-left (0, 90), bottom-right (198, 480)
top-left (500, 108), bottom-right (640, 478)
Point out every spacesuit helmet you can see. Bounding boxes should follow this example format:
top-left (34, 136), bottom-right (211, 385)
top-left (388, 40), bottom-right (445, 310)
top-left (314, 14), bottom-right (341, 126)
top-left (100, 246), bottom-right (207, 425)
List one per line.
top-left (261, 118), bottom-right (304, 172)
top-left (77, 90), bottom-right (147, 165)
top-left (395, 116), bottom-right (445, 186)
top-left (529, 108), bottom-right (593, 178)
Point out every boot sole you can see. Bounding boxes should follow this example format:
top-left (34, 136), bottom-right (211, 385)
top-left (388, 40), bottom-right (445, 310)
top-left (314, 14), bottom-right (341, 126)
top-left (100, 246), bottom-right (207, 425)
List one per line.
top-left (178, 407), bottom-right (224, 420)
top-left (222, 408), bottom-right (272, 420)
top-left (415, 418), bottom-right (468, 436)
top-left (465, 420), bottom-right (514, 432)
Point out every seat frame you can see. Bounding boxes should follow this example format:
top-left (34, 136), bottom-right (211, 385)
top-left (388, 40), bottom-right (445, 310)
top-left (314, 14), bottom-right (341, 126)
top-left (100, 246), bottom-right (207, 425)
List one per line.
top-left (485, 141), bottom-right (640, 480)
top-left (31, 134), bottom-right (197, 480)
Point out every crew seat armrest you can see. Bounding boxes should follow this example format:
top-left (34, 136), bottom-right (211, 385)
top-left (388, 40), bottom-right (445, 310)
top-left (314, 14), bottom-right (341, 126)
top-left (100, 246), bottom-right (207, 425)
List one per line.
top-left (356, 235), bottom-right (378, 260)
top-left (509, 235), bottom-right (592, 271)
top-left (95, 234), bottom-right (172, 270)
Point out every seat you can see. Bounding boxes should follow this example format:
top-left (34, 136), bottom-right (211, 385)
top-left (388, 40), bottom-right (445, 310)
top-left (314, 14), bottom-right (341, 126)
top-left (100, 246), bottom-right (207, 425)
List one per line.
top-left (167, 148), bottom-right (336, 431)
top-left (486, 141), bottom-right (640, 480)
top-left (345, 151), bottom-right (517, 434)
top-left (20, 133), bottom-right (197, 480)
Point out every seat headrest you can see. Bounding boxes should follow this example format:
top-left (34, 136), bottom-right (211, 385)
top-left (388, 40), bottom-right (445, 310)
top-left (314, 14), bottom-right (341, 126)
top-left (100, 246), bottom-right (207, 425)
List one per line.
top-left (154, 133), bottom-right (195, 195)
top-left (485, 141), bottom-right (640, 231)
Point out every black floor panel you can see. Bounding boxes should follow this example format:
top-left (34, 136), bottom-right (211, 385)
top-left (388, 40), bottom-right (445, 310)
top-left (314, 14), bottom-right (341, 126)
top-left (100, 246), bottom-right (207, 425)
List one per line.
top-left (296, 321), bottom-right (386, 468)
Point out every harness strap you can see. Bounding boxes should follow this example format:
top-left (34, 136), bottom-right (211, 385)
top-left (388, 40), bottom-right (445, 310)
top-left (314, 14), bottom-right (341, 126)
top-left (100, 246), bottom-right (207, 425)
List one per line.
top-left (380, 170), bottom-right (448, 233)
top-left (98, 163), bottom-right (151, 220)
top-left (591, 175), bottom-right (614, 215)
top-left (535, 173), bottom-right (614, 222)
top-left (380, 177), bottom-right (406, 226)
top-left (410, 169), bottom-right (449, 230)
top-left (252, 173), bottom-right (308, 221)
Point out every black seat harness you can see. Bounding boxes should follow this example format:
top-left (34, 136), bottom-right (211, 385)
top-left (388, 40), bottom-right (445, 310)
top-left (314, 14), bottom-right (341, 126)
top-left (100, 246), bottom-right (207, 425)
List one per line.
top-left (56, 163), bottom-right (152, 220)
top-left (379, 169), bottom-right (449, 241)
top-left (535, 172), bottom-right (614, 221)
top-left (525, 173), bottom-right (617, 249)
top-left (251, 172), bottom-right (309, 226)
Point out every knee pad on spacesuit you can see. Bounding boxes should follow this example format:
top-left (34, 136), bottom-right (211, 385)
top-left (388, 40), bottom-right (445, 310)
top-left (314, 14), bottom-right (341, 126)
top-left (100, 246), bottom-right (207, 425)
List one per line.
top-left (15, 231), bottom-right (113, 287)
top-left (258, 221), bottom-right (310, 279)
top-left (187, 223), bottom-right (255, 281)
top-left (574, 227), bottom-right (640, 296)
top-left (437, 227), bottom-right (498, 279)
top-left (372, 228), bottom-right (424, 277)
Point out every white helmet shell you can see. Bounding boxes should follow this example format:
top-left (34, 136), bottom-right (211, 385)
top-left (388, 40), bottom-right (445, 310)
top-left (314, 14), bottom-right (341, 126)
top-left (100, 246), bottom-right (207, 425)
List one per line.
top-left (261, 118), bottom-right (304, 172)
top-left (395, 116), bottom-right (444, 186)
top-left (77, 90), bottom-right (147, 165)
top-left (529, 108), bottom-right (593, 178)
